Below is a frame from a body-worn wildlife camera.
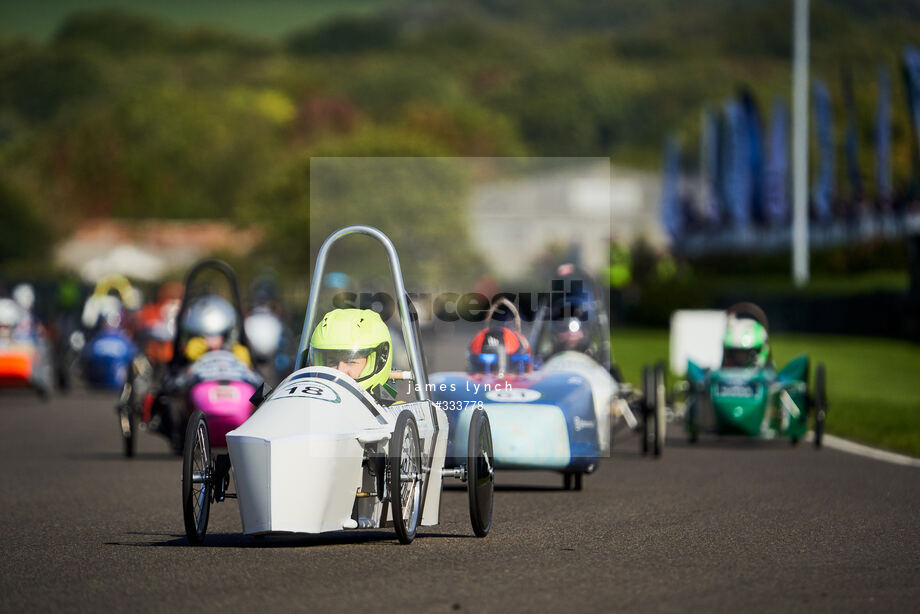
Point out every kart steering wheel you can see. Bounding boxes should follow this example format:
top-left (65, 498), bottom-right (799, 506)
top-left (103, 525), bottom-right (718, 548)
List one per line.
top-left (483, 296), bottom-right (524, 335)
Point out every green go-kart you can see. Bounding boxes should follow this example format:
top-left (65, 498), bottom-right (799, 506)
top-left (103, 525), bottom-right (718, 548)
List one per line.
top-left (683, 303), bottom-right (828, 447)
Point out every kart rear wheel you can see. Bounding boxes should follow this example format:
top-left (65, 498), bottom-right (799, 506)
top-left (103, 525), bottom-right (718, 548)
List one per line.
top-left (389, 411), bottom-right (422, 545)
top-left (653, 363), bottom-right (666, 457)
top-left (36, 384), bottom-right (50, 401)
top-left (813, 363), bottom-right (827, 449)
top-left (182, 410), bottom-right (212, 545)
top-left (467, 408), bottom-right (494, 537)
top-left (640, 366), bottom-right (651, 455)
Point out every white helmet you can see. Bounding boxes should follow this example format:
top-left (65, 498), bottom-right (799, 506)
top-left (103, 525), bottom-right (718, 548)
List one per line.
top-left (244, 308), bottom-right (283, 358)
top-left (0, 298), bottom-right (23, 327)
top-left (12, 284), bottom-right (35, 312)
top-left (183, 296), bottom-right (238, 341)
top-left (98, 295), bottom-right (124, 329)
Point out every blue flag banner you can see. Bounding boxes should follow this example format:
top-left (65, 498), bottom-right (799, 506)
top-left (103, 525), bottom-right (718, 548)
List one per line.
top-left (740, 90), bottom-right (765, 224)
top-left (876, 65), bottom-right (892, 202)
top-left (700, 108), bottom-right (722, 226)
top-left (812, 80), bottom-right (835, 223)
top-left (721, 100), bottom-right (753, 229)
top-left (902, 46), bottom-right (920, 187)
top-left (764, 100), bottom-right (789, 226)
top-left (842, 69), bottom-right (863, 201)
top-left (661, 136), bottom-right (683, 242)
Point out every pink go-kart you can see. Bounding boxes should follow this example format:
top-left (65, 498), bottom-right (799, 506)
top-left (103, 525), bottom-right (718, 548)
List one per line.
top-left (117, 259), bottom-right (263, 456)
top-left (183, 352), bottom-right (260, 447)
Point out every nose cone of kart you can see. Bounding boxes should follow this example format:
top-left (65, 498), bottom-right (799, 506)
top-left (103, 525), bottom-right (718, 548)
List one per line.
top-left (711, 399), bottom-right (765, 436)
top-left (189, 381), bottom-right (255, 447)
top-left (226, 396), bottom-right (368, 535)
top-left (710, 371), bottom-right (768, 436)
top-left (0, 350), bottom-right (32, 385)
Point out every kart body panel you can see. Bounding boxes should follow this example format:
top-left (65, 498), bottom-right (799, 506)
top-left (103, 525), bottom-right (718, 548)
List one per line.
top-left (184, 350), bottom-right (259, 447)
top-left (83, 328), bottom-right (136, 390)
top-left (189, 380), bottom-right (256, 447)
top-left (0, 346), bottom-right (32, 385)
top-left (430, 350), bottom-right (615, 473)
top-left (688, 354), bottom-right (810, 440)
top-left (227, 366), bottom-right (447, 535)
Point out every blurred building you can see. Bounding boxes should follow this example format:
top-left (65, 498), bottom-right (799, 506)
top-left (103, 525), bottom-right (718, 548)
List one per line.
top-left (469, 162), bottom-right (662, 280)
top-left (55, 220), bottom-right (262, 282)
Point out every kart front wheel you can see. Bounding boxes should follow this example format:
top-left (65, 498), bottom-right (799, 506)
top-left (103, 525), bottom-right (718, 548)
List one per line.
top-left (641, 365), bottom-right (662, 456)
top-left (640, 366), bottom-right (651, 455)
top-left (389, 411), bottom-right (422, 545)
top-left (813, 363), bottom-right (827, 449)
top-left (182, 410), bottom-right (212, 545)
top-left (653, 363), bottom-right (666, 457)
top-left (467, 408), bottom-right (494, 537)
top-left (118, 403), bottom-right (136, 458)
top-left (563, 472), bottom-right (583, 491)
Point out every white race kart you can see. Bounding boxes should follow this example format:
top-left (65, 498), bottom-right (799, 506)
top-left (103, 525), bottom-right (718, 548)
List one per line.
top-left (181, 226), bottom-right (494, 545)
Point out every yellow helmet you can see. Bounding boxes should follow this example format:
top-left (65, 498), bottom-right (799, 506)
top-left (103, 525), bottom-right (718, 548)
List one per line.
top-left (308, 308), bottom-right (392, 391)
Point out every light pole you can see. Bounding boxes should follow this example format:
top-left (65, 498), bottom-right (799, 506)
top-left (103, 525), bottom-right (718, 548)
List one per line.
top-left (792, 0), bottom-right (810, 286)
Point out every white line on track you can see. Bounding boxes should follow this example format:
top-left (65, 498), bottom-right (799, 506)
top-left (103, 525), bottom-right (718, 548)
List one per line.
top-left (807, 432), bottom-right (920, 468)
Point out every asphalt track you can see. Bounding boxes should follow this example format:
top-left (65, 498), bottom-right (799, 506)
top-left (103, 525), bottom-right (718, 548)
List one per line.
top-left (1, 341), bottom-right (919, 612)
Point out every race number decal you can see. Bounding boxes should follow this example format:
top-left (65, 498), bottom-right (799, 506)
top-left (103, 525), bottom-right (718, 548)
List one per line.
top-left (485, 388), bottom-right (542, 403)
top-left (273, 380), bottom-right (341, 404)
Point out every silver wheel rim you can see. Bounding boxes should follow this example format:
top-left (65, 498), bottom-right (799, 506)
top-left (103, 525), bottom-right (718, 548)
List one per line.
top-left (191, 422), bottom-right (210, 533)
top-left (119, 411), bottom-right (131, 438)
top-left (398, 426), bottom-right (421, 533)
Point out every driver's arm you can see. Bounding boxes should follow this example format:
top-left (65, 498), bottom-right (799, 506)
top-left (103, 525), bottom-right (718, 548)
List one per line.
top-left (185, 337), bottom-right (208, 362)
top-left (232, 343), bottom-right (252, 367)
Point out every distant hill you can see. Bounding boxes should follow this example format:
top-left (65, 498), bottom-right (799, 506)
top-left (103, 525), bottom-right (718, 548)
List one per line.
top-left (0, 0), bottom-right (394, 40)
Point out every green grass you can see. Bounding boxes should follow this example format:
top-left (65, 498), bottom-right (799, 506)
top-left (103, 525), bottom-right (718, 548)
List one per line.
top-left (612, 327), bottom-right (920, 458)
top-left (712, 271), bottom-right (910, 297)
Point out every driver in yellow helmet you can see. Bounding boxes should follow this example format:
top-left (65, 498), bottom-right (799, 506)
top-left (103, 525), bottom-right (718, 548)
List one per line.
top-left (307, 308), bottom-right (393, 401)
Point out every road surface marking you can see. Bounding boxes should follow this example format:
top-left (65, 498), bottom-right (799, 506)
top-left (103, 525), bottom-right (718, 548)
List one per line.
top-left (808, 432), bottom-right (920, 468)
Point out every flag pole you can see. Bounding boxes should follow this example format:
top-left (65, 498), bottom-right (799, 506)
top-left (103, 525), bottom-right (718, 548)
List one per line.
top-left (792, 0), bottom-right (810, 286)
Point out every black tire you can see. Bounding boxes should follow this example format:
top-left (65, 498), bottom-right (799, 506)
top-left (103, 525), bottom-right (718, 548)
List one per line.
top-left (389, 411), bottom-right (422, 545)
top-left (168, 400), bottom-right (185, 456)
top-left (647, 401), bottom-right (658, 457)
top-left (56, 367), bottom-right (70, 392)
top-left (467, 408), bottom-right (494, 537)
top-left (688, 407), bottom-right (699, 444)
top-left (572, 472), bottom-right (583, 491)
top-left (653, 363), bottom-right (665, 457)
top-left (118, 404), bottom-right (136, 458)
top-left (182, 410), bottom-right (212, 545)
top-left (813, 363), bottom-right (827, 449)
top-left (686, 390), bottom-right (699, 443)
top-left (562, 472), bottom-right (573, 490)
top-left (640, 366), bottom-right (651, 455)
